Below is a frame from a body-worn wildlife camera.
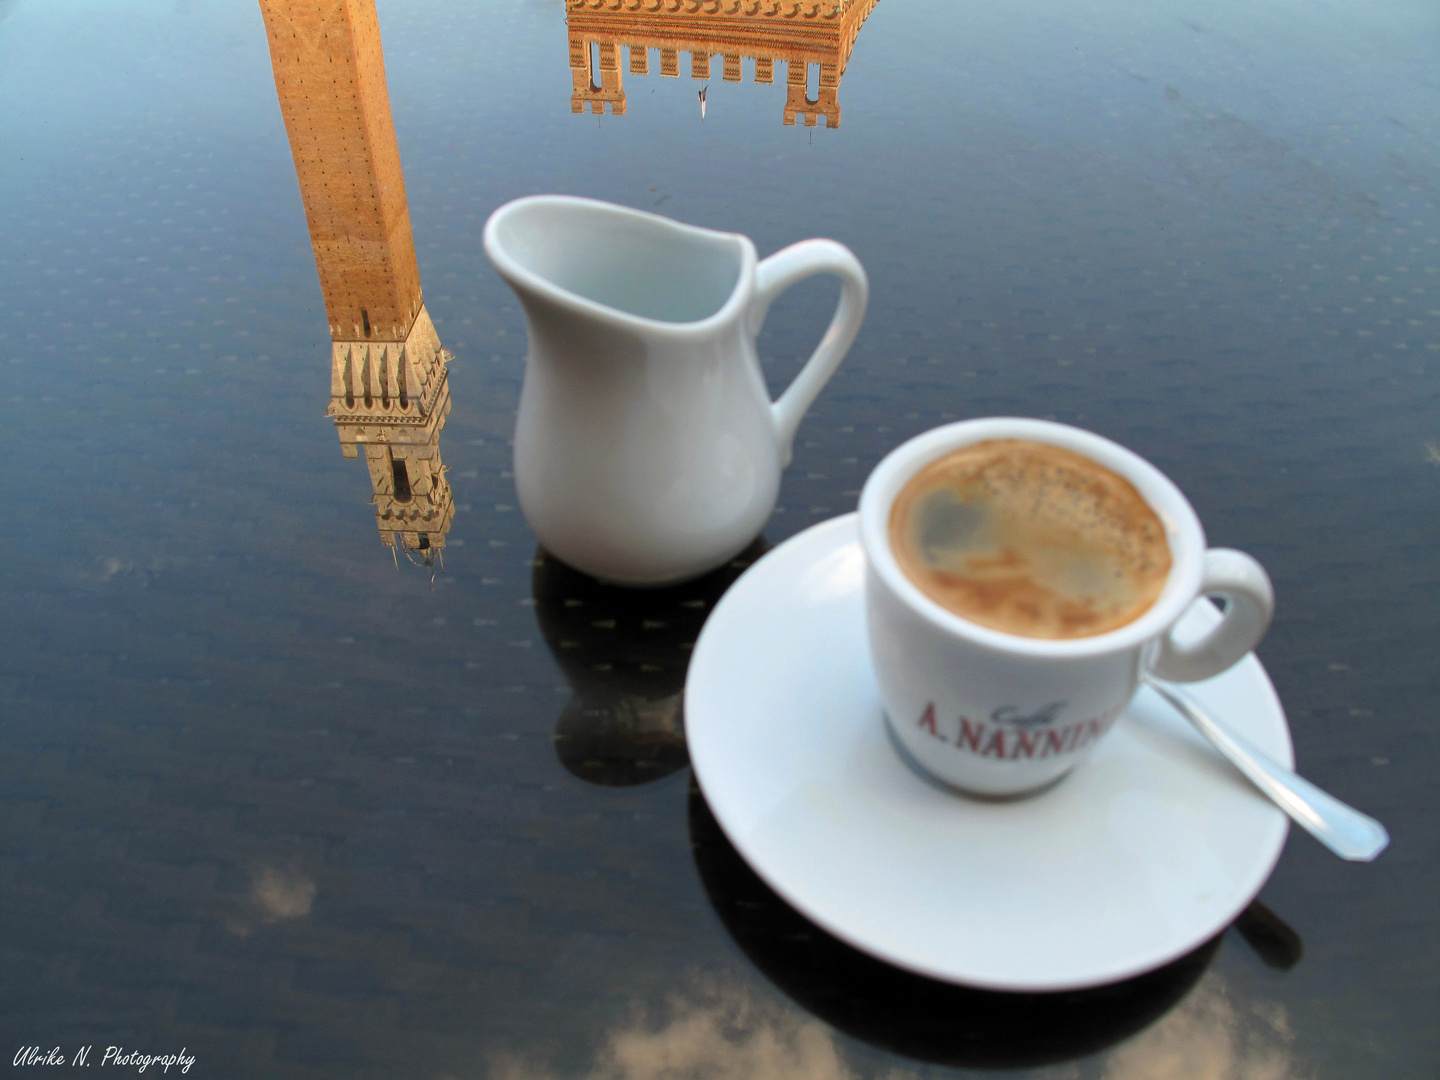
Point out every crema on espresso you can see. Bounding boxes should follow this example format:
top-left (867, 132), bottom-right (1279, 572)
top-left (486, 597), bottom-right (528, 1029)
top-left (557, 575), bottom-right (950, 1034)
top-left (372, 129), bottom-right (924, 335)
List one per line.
top-left (888, 439), bottom-right (1171, 639)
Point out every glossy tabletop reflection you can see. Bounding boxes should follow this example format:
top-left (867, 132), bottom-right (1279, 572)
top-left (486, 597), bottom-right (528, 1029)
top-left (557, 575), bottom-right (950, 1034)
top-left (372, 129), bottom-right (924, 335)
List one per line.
top-left (1, 0), bottom-right (1437, 1077)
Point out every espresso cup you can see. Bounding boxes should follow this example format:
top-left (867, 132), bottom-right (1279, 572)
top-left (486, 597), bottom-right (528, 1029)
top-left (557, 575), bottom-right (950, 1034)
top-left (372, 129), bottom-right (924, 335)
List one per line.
top-left (858, 418), bottom-right (1274, 797)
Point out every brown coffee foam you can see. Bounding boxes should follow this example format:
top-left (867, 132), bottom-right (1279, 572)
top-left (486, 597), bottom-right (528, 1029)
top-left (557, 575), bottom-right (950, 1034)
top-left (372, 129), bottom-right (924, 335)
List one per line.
top-left (888, 439), bottom-right (1171, 639)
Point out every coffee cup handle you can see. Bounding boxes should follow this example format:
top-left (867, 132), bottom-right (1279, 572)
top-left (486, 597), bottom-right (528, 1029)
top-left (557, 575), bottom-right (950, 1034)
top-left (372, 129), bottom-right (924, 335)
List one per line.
top-left (1147, 549), bottom-right (1275, 682)
top-left (751, 240), bottom-right (869, 467)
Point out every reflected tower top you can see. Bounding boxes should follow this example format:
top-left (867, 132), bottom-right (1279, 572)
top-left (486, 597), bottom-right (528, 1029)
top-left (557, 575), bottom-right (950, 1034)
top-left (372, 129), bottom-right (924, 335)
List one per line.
top-left (260, 0), bottom-right (453, 564)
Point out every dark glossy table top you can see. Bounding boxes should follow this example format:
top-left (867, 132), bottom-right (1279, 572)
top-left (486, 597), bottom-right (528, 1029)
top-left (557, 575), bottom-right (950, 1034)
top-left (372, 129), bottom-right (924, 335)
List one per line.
top-left (2, 0), bottom-right (1437, 1076)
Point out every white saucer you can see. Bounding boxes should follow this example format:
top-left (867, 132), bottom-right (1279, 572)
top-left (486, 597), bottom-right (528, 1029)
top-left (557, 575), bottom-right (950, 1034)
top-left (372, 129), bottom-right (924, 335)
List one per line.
top-left (686, 514), bottom-right (1292, 992)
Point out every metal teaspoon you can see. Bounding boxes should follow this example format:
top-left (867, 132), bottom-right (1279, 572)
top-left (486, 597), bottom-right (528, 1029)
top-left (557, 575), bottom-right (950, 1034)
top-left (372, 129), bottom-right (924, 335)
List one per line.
top-left (1141, 674), bottom-right (1390, 862)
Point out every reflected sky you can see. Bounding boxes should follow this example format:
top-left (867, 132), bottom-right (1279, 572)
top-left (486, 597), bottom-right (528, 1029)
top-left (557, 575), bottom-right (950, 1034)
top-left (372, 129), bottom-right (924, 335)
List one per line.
top-left (0, 0), bottom-right (1436, 1076)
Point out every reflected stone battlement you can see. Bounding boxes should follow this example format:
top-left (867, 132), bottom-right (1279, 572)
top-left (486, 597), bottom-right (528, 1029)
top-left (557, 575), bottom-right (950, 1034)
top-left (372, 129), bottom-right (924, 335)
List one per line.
top-left (567, 0), bottom-right (880, 127)
top-left (328, 306), bottom-right (450, 439)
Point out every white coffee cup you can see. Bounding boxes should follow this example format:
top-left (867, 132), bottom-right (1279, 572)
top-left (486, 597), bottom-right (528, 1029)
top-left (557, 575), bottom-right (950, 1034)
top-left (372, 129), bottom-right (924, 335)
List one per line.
top-left (858, 418), bottom-right (1274, 797)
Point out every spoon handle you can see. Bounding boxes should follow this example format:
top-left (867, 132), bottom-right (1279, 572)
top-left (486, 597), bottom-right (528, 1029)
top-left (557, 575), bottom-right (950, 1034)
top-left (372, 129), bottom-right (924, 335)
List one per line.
top-left (1142, 675), bottom-right (1390, 862)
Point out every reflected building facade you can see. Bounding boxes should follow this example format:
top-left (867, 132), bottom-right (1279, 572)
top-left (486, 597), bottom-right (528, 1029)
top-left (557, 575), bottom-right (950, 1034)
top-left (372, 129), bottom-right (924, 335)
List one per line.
top-left (567, 0), bottom-right (881, 127)
top-left (259, 0), bottom-right (453, 562)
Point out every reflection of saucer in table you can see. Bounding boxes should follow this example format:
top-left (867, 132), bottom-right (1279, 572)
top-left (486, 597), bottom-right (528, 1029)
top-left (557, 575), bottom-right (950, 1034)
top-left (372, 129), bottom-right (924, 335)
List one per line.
top-left (685, 514), bottom-right (1292, 992)
top-left (687, 776), bottom-right (1221, 1068)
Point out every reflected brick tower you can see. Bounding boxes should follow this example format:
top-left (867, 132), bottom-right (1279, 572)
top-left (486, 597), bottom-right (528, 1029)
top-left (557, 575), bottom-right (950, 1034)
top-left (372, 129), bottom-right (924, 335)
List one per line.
top-left (260, 0), bottom-right (453, 562)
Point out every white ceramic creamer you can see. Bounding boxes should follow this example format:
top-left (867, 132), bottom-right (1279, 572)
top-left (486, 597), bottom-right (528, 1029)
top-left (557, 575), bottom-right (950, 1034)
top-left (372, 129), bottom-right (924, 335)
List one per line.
top-left (484, 195), bottom-right (868, 586)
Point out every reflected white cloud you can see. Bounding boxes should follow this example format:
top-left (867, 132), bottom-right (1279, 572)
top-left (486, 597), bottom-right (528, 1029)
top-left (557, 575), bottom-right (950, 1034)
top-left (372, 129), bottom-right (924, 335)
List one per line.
top-left (605, 996), bottom-right (841, 1080)
top-left (99, 556), bottom-right (133, 580)
top-left (226, 865), bottom-right (316, 937)
top-left (251, 865), bottom-right (316, 920)
top-left (491, 980), bottom-right (920, 1080)
top-left (1103, 971), bottom-right (1304, 1080)
top-left (491, 969), bottom-right (1303, 1080)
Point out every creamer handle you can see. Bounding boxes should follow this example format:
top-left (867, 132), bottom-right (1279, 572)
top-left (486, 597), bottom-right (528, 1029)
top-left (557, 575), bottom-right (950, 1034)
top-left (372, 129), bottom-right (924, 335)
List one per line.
top-left (753, 240), bottom-right (868, 467)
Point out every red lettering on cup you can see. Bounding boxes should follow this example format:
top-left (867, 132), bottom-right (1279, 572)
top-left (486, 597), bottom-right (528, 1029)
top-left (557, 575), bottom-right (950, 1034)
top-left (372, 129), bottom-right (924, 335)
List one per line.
top-left (1009, 729), bottom-right (1040, 760)
top-left (1040, 727), bottom-right (1070, 757)
top-left (917, 702), bottom-right (946, 741)
top-left (981, 728), bottom-right (1007, 758)
top-left (1073, 717), bottom-right (1103, 749)
top-left (957, 717), bottom-right (985, 752)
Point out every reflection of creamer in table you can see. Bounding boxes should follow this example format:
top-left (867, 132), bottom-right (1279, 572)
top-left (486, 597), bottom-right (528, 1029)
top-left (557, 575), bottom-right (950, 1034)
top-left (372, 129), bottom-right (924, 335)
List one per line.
top-left (567, 0), bottom-right (882, 127)
top-left (259, 0), bottom-right (454, 565)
